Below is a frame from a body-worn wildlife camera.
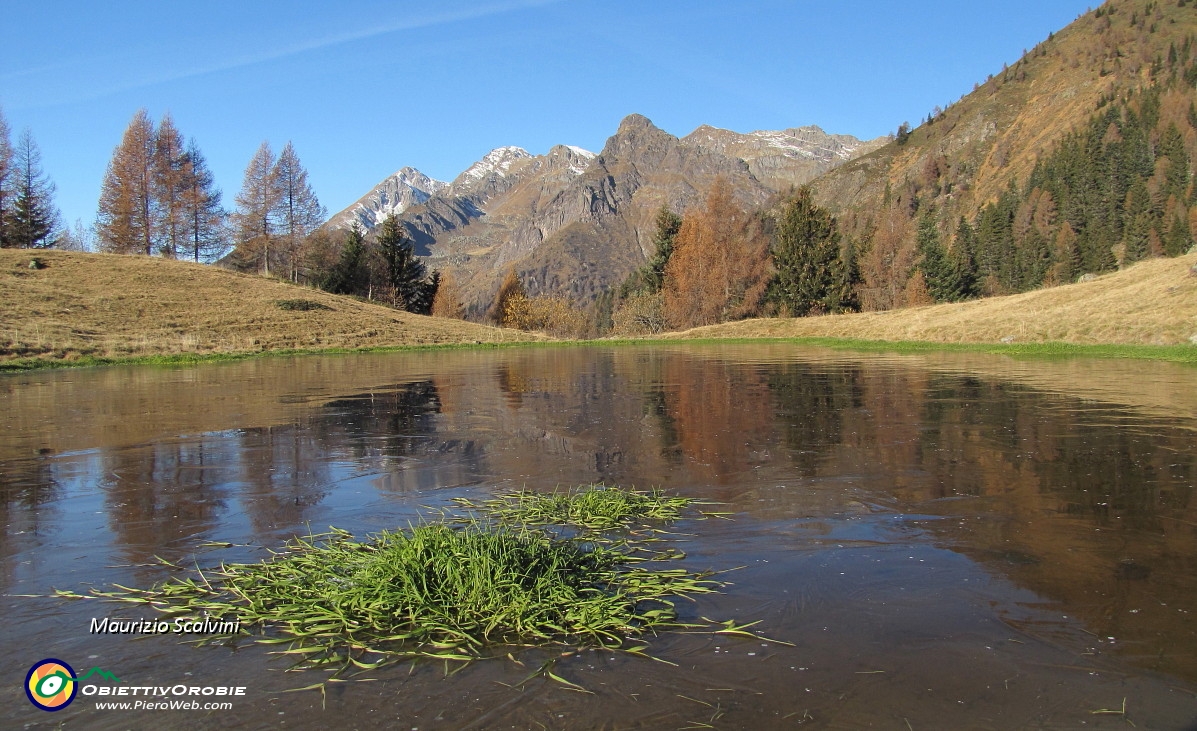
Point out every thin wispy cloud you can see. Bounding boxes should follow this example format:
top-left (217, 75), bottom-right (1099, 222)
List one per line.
top-left (7, 0), bottom-right (560, 109)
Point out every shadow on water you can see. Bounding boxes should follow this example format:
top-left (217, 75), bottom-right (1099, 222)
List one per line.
top-left (2, 344), bottom-right (1196, 729)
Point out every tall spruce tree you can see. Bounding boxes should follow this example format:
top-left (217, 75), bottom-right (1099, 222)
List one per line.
top-left (949, 218), bottom-right (980, 300)
top-left (1166, 212), bottom-right (1192, 256)
top-left (770, 187), bottom-right (847, 316)
top-left (623, 205), bottom-right (682, 296)
top-left (915, 208), bottom-right (954, 301)
top-left (1122, 178), bottom-right (1152, 263)
top-left (9, 129), bottom-right (60, 248)
top-left (97, 109), bottom-right (157, 254)
top-left (411, 270), bottom-right (439, 316)
top-left (376, 213), bottom-right (426, 310)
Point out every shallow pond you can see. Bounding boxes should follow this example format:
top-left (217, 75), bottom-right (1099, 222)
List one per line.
top-left (3, 344), bottom-right (1197, 729)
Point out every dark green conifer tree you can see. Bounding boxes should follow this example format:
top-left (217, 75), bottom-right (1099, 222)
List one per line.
top-left (915, 209), bottom-right (954, 301)
top-left (8, 129), bottom-right (60, 249)
top-left (1165, 212), bottom-right (1192, 256)
top-left (1123, 177), bottom-right (1152, 263)
top-left (770, 187), bottom-right (848, 315)
top-left (1017, 227), bottom-right (1053, 289)
top-left (1158, 123), bottom-right (1189, 200)
top-left (376, 213), bottom-right (427, 310)
top-left (949, 218), bottom-right (980, 300)
top-left (620, 205), bottom-right (681, 297)
top-left (322, 224), bottom-right (367, 296)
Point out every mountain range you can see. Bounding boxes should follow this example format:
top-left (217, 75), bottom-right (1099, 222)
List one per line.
top-left (327, 121), bottom-right (887, 312)
top-left (329, 0), bottom-right (1197, 317)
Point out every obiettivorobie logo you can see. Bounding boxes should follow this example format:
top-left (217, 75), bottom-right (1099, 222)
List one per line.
top-left (25, 657), bottom-right (247, 713)
top-left (25, 659), bottom-right (120, 711)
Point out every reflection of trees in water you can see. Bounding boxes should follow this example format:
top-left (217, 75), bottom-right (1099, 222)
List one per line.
top-left (908, 374), bottom-right (1197, 522)
top-left (0, 455), bottom-right (61, 590)
top-left (1029, 416), bottom-right (1195, 529)
top-left (101, 438), bottom-right (233, 562)
top-left (236, 425), bottom-right (332, 534)
top-left (90, 381), bottom-right (447, 547)
top-left (496, 364), bottom-right (529, 409)
top-left (899, 373), bottom-right (1197, 683)
top-left (1, 454), bottom-right (60, 508)
top-left (481, 352), bottom-right (667, 485)
top-left (317, 381), bottom-right (441, 461)
top-left (766, 363), bottom-right (864, 477)
top-left (659, 356), bottom-right (775, 484)
top-left (315, 379), bottom-right (477, 495)
top-left (644, 387), bottom-right (683, 465)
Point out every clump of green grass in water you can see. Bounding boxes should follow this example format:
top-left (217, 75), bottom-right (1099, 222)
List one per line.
top-left (72, 520), bottom-right (722, 671)
top-left (454, 484), bottom-right (710, 531)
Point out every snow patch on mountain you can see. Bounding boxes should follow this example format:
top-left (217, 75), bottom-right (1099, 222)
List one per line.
top-left (337, 166), bottom-right (448, 230)
top-left (749, 126), bottom-right (869, 161)
top-left (457, 146), bottom-right (533, 183)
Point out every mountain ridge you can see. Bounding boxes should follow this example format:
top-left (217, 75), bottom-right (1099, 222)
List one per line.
top-left (327, 118), bottom-right (886, 312)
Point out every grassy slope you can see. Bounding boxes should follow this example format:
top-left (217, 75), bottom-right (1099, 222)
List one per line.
top-left (663, 251), bottom-right (1197, 347)
top-left (0, 250), bottom-right (540, 368)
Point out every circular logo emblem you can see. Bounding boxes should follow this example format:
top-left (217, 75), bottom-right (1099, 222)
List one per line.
top-left (25, 659), bottom-right (78, 711)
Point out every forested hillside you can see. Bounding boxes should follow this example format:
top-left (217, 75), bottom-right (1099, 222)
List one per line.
top-left (814, 0), bottom-right (1197, 306)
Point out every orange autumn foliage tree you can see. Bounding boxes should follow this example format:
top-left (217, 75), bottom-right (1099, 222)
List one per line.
top-left (662, 177), bottom-right (771, 330)
top-left (430, 269), bottom-right (465, 319)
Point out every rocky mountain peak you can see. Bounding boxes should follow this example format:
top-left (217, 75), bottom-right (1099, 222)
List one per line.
top-left (600, 114), bottom-right (677, 169)
top-left (328, 165), bottom-right (447, 230)
top-left (617, 113), bottom-right (655, 132)
top-left (454, 146), bottom-right (532, 182)
top-left (547, 144), bottom-right (597, 175)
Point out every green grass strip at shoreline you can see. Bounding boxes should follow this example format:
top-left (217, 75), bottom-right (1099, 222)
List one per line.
top-left (3, 334), bottom-right (1194, 373)
top-left (0, 340), bottom-right (536, 373)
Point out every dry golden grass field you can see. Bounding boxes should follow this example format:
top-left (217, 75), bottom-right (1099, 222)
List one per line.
top-left (667, 251), bottom-right (1197, 346)
top-left (2, 249), bottom-right (1195, 370)
top-left (0, 250), bottom-right (540, 367)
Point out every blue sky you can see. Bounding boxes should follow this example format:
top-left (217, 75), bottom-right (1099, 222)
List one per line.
top-left (1, 1), bottom-right (1095, 232)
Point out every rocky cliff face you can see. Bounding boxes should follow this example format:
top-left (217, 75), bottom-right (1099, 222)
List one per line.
top-left (684, 125), bottom-right (888, 191)
top-left (327, 115), bottom-right (881, 313)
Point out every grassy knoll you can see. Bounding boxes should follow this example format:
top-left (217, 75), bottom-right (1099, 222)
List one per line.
top-left (1, 250), bottom-right (540, 369)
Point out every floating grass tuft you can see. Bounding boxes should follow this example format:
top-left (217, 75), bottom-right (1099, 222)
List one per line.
top-left (453, 484), bottom-right (699, 531)
top-left (73, 517), bottom-right (722, 671)
top-left (52, 485), bottom-right (790, 690)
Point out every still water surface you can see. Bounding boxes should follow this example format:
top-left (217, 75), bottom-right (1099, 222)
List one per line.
top-left (3, 344), bottom-right (1197, 729)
